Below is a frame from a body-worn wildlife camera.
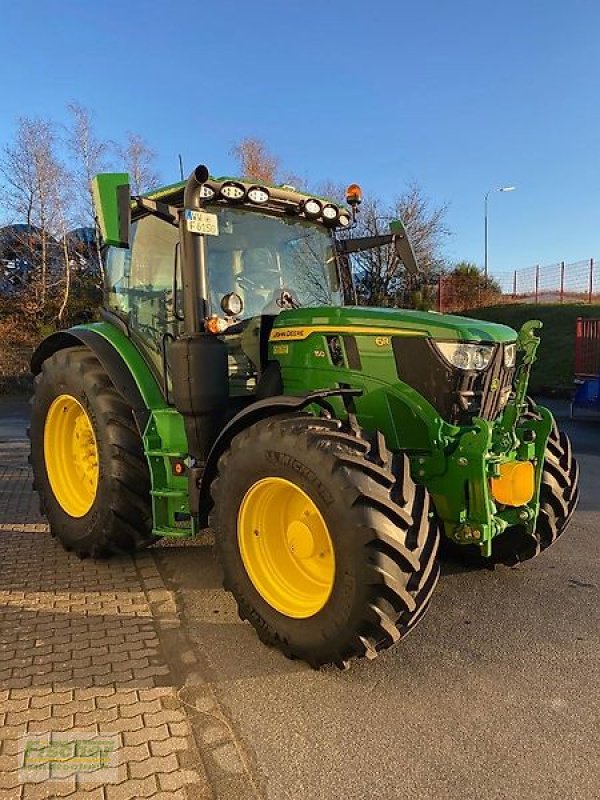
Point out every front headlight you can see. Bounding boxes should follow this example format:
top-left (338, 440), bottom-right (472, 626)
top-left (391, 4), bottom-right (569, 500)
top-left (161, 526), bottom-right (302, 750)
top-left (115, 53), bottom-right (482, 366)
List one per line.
top-left (504, 342), bottom-right (517, 368)
top-left (434, 341), bottom-right (495, 371)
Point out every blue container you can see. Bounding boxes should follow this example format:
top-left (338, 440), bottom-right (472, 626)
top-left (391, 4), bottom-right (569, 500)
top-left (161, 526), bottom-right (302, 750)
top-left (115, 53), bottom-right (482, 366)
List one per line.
top-left (572, 375), bottom-right (600, 417)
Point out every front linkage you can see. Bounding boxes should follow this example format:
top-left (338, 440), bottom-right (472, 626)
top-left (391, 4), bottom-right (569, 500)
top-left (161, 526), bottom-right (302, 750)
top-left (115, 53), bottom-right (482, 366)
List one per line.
top-left (415, 321), bottom-right (551, 558)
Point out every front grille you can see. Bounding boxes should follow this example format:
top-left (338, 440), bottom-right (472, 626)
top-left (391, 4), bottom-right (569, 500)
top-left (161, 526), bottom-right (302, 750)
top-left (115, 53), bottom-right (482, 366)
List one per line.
top-left (456, 345), bottom-right (515, 423)
top-left (392, 338), bottom-right (515, 426)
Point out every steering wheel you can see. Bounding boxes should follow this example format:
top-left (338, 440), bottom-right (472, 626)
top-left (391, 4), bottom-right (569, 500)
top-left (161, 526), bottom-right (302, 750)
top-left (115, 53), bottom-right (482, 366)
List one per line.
top-left (259, 287), bottom-right (301, 316)
top-left (276, 288), bottom-right (300, 309)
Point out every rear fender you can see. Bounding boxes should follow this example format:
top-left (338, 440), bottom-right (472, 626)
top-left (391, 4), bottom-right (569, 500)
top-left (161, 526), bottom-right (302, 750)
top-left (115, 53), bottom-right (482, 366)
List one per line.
top-left (30, 322), bottom-right (168, 433)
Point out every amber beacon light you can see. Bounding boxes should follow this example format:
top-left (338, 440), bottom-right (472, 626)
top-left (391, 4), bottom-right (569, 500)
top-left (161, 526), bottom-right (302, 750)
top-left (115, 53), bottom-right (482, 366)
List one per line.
top-left (345, 183), bottom-right (363, 207)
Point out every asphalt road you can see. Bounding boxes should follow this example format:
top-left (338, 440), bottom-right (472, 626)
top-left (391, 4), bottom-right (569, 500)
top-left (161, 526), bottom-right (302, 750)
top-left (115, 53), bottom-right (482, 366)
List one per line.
top-left (2, 396), bottom-right (599, 799)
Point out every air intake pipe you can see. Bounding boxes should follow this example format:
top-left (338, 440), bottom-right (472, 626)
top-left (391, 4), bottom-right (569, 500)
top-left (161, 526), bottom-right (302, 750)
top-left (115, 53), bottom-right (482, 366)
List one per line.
top-left (181, 164), bottom-right (210, 332)
top-left (169, 165), bottom-right (229, 466)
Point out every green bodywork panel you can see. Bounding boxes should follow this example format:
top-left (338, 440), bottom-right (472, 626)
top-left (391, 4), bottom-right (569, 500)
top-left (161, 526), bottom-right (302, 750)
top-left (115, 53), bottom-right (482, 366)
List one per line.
top-left (91, 174), bottom-right (129, 247)
top-left (269, 306), bottom-right (549, 557)
top-left (67, 267), bottom-right (548, 555)
top-left (268, 305), bottom-right (518, 452)
top-left (271, 305), bottom-right (517, 343)
top-left (73, 322), bottom-right (165, 409)
top-left (71, 322), bottom-right (192, 538)
top-left (69, 303), bottom-right (549, 556)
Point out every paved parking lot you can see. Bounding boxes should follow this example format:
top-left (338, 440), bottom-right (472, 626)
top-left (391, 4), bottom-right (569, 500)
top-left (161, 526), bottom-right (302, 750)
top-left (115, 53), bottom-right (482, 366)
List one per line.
top-left (1, 398), bottom-right (599, 799)
top-left (0, 426), bottom-right (257, 798)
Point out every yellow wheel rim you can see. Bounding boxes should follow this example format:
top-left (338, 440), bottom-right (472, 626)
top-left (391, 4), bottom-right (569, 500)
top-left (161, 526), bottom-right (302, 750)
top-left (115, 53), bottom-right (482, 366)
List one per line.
top-left (238, 477), bottom-right (335, 619)
top-left (43, 394), bottom-right (99, 518)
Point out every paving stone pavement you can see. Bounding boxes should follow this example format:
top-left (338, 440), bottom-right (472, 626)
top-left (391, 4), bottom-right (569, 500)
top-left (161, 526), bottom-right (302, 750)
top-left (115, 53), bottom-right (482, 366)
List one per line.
top-left (0, 439), bottom-right (256, 800)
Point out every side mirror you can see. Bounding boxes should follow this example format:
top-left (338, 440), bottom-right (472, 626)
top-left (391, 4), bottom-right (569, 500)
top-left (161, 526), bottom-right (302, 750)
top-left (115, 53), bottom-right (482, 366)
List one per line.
top-left (390, 219), bottom-right (418, 274)
top-left (91, 173), bottom-right (131, 248)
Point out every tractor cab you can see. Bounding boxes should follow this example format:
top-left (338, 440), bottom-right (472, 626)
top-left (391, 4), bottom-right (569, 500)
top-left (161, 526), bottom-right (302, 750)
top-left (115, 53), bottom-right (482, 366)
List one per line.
top-left (97, 172), bottom-right (361, 400)
top-left (198, 202), bottom-right (345, 396)
top-left (95, 167), bottom-right (415, 413)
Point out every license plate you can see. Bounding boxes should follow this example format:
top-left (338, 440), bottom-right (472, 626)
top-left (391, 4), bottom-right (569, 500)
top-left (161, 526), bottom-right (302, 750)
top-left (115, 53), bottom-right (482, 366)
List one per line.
top-left (184, 209), bottom-right (219, 236)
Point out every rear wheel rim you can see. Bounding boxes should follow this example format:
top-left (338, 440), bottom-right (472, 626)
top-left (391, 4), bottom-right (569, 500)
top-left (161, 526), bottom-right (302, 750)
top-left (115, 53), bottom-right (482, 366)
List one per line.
top-left (43, 394), bottom-right (99, 518)
top-left (238, 477), bottom-right (335, 619)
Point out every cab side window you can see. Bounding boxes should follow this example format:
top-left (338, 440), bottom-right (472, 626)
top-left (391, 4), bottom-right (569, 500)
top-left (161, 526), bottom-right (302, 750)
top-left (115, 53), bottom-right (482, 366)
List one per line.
top-left (128, 216), bottom-right (180, 374)
top-left (104, 246), bottom-right (132, 316)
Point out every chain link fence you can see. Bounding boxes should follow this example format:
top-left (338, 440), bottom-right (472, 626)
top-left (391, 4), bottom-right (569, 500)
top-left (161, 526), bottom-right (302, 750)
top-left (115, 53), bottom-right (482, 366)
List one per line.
top-left (438, 258), bottom-right (598, 313)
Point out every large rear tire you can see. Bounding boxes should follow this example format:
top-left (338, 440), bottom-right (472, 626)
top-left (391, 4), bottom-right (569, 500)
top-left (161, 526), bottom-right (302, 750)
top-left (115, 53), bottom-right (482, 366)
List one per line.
top-left (29, 346), bottom-right (156, 558)
top-left (210, 414), bottom-right (440, 668)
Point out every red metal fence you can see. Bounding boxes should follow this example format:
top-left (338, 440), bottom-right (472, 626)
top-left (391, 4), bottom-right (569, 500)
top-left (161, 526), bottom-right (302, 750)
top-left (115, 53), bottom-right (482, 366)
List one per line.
top-left (574, 317), bottom-right (600, 377)
top-left (438, 258), bottom-right (599, 313)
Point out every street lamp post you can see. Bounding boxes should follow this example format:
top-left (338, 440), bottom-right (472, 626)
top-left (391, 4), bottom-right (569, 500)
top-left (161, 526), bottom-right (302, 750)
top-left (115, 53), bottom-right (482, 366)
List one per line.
top-left (484, 186), bottom-right (516, 279)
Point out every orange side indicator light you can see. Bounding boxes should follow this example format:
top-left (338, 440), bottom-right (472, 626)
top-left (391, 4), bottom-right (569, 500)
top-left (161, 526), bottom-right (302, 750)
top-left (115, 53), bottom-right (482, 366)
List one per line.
top-left (491, 461), bottom-right (535, 507)
top-left (206, 316), bottom-right (228, 335)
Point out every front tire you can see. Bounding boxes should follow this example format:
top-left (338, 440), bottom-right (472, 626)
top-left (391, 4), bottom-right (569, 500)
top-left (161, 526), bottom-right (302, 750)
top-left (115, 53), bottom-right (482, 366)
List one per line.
top-left (210, 414), bottom-right (440, 668)
top-left (30, 346), bottom-right (156, 557)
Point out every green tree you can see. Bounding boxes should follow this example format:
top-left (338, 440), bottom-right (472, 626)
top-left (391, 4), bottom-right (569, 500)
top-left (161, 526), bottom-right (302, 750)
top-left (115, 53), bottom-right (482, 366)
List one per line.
top-left (442, 261), bottom-right (502, 312)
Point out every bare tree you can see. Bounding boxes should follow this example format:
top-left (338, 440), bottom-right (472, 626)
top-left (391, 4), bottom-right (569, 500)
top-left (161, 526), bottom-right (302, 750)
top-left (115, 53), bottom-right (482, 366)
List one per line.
top-left (0, 118), bottom-right (68, 312)
top-left (230, 136), bottom-right (305, 188)
top-left (55, 176), bottom-right (81, 324)
top-left (65, 103), bottom-right (111, 280)
top-left (350, 183), bottom-right (450, 307)
top-left (314, 180), bottom-right (346, 204)
top-left (231, 137), bottom-right (279, 183)
top-left (119, 132), bottom-right (161, 195)
top-left (57, 217), bottom-right (72, 323)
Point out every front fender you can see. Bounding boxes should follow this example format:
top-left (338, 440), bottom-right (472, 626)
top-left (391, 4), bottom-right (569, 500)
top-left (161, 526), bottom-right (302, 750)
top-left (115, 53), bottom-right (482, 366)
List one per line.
top-left (195, 387), bottom-right (361, 527)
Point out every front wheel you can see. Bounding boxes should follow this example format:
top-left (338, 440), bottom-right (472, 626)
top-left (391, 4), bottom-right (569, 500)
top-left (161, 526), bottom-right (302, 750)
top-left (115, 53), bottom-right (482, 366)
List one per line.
top-left (209, 414), bottom-right (440, 668)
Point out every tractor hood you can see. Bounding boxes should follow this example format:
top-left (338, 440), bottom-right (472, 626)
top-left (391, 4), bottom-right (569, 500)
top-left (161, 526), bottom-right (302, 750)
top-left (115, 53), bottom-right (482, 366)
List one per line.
top-left (271, 306), bottom-right (516, 343)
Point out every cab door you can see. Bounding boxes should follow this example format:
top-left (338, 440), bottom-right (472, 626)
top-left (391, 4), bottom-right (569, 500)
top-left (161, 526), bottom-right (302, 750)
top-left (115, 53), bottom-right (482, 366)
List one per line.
top-left (106, 213), bottom-right (181, 382)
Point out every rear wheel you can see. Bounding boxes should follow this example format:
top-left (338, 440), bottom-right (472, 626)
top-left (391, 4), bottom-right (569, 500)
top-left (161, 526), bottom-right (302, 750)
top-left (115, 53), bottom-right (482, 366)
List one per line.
top-left (210, 414), bottom-right (440, 668)
top-left (29, 346), bottom-right (156, 557)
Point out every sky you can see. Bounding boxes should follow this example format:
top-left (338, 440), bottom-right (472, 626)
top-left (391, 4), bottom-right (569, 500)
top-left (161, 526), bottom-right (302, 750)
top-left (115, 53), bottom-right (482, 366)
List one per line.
top-left (0, 0), bottom-right (598, 278)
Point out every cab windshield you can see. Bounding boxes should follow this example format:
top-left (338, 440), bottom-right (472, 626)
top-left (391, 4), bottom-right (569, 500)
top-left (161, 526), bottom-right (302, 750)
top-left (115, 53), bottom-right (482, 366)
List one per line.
top-left (204, 206), bottom-right (342, 319)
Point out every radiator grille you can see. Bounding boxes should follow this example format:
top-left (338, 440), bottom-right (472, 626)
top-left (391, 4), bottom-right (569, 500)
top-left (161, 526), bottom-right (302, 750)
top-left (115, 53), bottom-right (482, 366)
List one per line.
top-left (392, 337), bottom-right (516, 425)
top-left (461, 345), bottom-right (515, 422)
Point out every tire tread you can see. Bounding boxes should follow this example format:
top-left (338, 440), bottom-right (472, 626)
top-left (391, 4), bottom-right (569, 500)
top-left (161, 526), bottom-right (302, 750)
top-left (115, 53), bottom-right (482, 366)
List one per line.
top-left (210, 414), bottom-right (440, 668)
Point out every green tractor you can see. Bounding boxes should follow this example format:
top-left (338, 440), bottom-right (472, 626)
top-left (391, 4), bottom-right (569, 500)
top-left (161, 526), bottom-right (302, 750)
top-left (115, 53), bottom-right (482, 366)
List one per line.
top-left (29, 165), bottom-right (579, 667)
